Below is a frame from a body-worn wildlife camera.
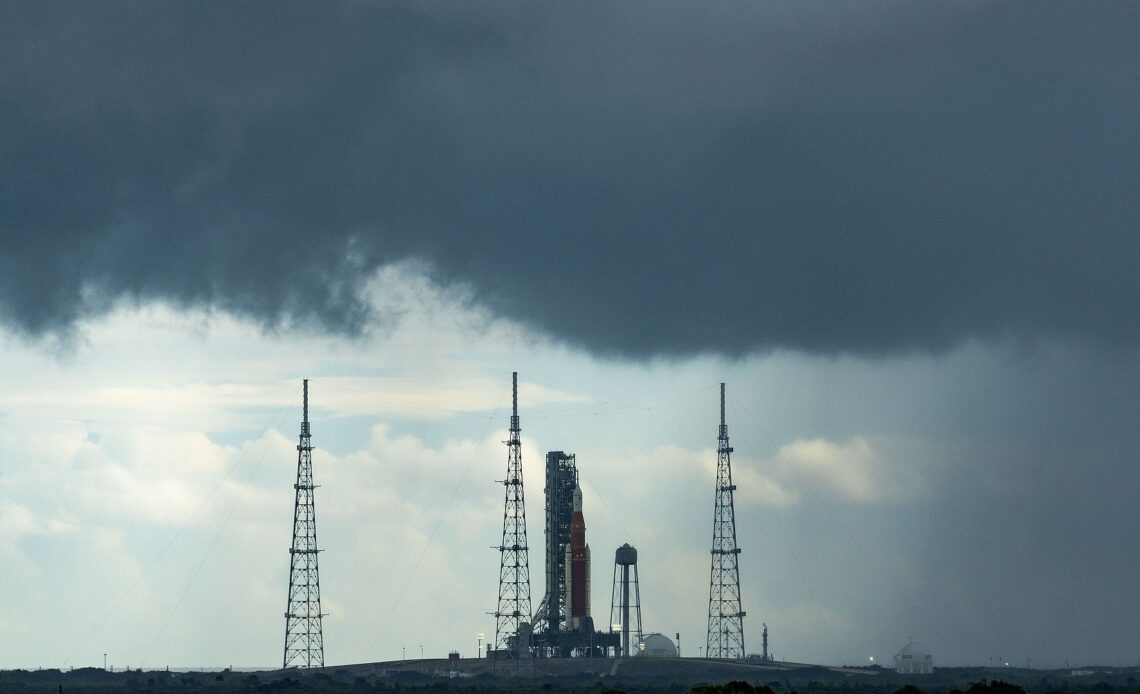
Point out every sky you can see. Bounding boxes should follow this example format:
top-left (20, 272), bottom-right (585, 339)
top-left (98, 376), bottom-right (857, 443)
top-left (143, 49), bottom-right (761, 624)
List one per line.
top-left (0, 0), bottom-right (1137, 672)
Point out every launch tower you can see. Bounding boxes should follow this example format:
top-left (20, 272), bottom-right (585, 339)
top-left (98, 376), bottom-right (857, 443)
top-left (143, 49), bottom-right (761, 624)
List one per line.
top-left (283, 379), bottom-right (326, 669)
top-left (536, 451), bottom-right (578, 633)
top-left (706, 383), bottom-right (746, 659)
top-left (494, 372), bottom-right (533, 655)
top-left (531, 450), bottom-right (617, 656)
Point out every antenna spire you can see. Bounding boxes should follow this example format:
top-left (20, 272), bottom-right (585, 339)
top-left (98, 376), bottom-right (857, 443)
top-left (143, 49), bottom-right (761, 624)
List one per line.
top-left (511, 371), bottom-right (519, 433)
top-left (302, 378), bottom-right (310, 436)
top-left (719, 382), bottom-right (726, 436)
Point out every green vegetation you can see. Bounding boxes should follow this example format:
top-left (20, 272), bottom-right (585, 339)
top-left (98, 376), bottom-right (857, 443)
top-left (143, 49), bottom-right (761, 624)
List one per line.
top-left (3, 668), bottom-right (1140, 694)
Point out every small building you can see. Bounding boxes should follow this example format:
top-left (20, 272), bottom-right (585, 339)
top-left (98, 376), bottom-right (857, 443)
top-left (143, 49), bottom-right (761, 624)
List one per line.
top-left (894, 641), bottom-right (934, 674)
top-left (637, 633), bottom-right (678, 658)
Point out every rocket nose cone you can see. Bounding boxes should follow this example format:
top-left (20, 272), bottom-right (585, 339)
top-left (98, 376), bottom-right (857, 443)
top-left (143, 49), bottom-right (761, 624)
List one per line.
top-left (573, 484), bottom-right (583, 511)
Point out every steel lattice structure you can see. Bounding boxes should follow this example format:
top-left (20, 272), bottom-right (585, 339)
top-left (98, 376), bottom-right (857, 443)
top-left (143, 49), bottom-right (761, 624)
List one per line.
top-left (283, 379), bottom-right (326, 669)
top-left (706, 382), bottom-right (746, 659)
top-left (494, 372), bottom-right (532, 654)
top-left (609, 544), bottom-right (642, 658)
top-left (534, 450), bottom-right (577, 635)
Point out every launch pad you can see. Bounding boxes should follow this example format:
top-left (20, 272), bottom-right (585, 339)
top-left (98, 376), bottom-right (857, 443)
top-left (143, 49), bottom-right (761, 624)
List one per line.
top-left (529, 452), bottom-right (619, 657)
top-left (496, 450), bottom-right (620, 658)
top-left (490, 374), bottom-right (745, 662)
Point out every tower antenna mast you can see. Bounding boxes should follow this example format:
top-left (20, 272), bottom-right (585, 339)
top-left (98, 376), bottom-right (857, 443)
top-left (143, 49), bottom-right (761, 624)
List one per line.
top-left (706, 383), bottom-right (746, 658)
top-left (283, 379), bottom-right (326, 668)
top-left (494, 372), bottom-right (532, 656)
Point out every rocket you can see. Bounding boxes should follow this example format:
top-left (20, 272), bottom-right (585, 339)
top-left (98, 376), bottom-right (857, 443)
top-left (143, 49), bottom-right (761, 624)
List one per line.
top-left (564, 482), bottom-right (591, 630)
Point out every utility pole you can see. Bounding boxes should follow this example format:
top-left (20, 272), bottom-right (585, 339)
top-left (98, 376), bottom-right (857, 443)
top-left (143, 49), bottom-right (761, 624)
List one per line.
top-left (283, 380), bottom-right (326, 668)
top-left (706, 383), bottom-right (746, 659)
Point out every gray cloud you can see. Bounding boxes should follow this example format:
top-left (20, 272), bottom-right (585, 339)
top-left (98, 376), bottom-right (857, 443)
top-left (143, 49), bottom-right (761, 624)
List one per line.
top-left (1, 1), bottom-right (1136, 356)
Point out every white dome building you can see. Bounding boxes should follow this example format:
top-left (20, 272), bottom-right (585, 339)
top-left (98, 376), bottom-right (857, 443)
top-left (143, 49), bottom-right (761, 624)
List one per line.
top-left (637, 633), bottom-right (678, 658)
top-left (893, 641), bottom-right (934, 674)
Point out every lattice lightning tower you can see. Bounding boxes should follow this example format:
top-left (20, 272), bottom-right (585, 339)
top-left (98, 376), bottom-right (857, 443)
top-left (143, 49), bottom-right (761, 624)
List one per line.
top-left (706, 382), bottom-right (746, 659)
top-left (494, 372), bottom-right (532, 653)
top-left (283, 379), bottom-right (326, 668)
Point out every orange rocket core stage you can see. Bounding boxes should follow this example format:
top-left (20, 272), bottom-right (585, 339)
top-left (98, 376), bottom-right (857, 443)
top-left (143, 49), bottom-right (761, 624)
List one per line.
top-left (565, 484), bottom-right (591, 629)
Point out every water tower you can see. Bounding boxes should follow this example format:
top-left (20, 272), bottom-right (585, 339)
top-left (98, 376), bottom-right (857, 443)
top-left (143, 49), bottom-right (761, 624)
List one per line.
top-left (609, 543), bottom-right (643, 656)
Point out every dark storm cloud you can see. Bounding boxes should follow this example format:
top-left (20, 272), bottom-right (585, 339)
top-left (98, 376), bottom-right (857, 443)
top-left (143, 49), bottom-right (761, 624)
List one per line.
top-left (1, 1), bottom-right (1136, 356)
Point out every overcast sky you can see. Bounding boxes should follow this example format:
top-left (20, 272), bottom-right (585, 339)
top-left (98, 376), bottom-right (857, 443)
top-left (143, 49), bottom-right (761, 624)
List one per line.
top-left (0, 0), bottom-right (1137, 672)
